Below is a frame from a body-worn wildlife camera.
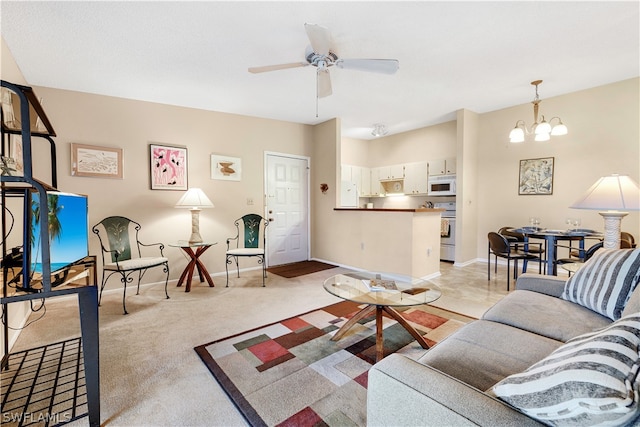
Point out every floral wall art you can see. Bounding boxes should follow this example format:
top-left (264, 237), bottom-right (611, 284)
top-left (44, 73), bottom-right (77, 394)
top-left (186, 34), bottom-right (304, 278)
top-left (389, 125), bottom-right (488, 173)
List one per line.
top-left (150, 143), bottom-right (188, 190)
top-left (519, 157), bottom-right (554, 195)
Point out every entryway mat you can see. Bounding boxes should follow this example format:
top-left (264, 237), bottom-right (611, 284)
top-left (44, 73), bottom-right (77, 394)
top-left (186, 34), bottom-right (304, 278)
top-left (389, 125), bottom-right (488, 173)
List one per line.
top-left (267, 261), bottom-right (337, 278)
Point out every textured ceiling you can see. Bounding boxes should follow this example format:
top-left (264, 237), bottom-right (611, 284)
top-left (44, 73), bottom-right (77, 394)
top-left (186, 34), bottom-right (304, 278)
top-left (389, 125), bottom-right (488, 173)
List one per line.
top-left (1, 1), bottom-right (638, 139)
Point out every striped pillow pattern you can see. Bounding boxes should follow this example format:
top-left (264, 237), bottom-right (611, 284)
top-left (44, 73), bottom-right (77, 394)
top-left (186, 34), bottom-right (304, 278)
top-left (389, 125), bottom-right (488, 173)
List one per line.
top-left (561, 249), bottom-right (640, 320)
top-left (493, 314), bottom-right (640, 426)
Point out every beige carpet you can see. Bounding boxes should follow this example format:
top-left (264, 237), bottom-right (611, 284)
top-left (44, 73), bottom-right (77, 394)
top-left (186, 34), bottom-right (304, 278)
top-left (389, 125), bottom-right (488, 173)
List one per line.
top-left (6, 262), bottom-right (507, 426)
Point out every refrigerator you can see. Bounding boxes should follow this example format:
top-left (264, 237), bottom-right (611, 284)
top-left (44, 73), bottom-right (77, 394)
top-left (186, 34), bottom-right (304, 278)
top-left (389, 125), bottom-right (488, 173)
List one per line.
top-left (340, 181), bottom-right (359, 207)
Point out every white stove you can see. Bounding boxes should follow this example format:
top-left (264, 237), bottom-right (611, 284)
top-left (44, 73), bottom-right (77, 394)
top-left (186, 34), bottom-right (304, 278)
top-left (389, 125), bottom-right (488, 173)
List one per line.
top-left (434, 202), bottom-right (456, 262)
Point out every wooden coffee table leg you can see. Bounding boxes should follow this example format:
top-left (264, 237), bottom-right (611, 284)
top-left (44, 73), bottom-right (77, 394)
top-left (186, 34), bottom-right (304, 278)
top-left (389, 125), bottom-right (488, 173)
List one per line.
top-left (382, 306), bottom-right (430, 349)
top-left (331, 305), bottom-right (376, 341)
top-left (376, 306), bottom-right (384, 362)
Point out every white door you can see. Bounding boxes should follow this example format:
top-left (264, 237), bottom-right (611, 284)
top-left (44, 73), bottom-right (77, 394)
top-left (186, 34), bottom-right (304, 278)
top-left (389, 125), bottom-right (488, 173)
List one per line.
top-left (265, 153), bottom-right (309, 266)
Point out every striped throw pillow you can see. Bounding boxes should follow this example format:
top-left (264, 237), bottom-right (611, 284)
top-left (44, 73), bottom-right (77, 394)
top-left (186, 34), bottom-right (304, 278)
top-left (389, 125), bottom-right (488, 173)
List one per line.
top-left (493, 314), bottom-right (640, 426)
top-left (561, 249), bottom-right (640, 320)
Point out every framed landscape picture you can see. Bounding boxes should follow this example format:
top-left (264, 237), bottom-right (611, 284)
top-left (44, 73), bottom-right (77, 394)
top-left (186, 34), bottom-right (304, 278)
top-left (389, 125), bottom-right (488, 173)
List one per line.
top-left (519, 157), bottom-right (554, 195)
top-left (71, 143), bottom-right (123, 179)
top-left (149, 143), bottom-right (188, 190)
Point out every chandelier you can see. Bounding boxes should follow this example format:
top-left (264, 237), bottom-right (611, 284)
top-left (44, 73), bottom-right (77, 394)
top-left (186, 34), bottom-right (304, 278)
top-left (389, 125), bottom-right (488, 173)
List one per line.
top-left (509, 80), bottom-right (568, 143)
top-left (371, 123), bottom-right (388, 137)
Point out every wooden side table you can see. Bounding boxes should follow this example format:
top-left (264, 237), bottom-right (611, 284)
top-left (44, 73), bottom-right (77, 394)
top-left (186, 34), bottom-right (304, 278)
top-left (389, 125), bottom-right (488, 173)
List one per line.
top-left (170, 241), bottom-right (217, 292)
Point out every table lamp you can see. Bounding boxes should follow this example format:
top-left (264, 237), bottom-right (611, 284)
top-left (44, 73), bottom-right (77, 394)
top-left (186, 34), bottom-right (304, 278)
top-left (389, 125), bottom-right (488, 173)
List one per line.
top-left (570, 174), bottom-right (640, 249)
top-left (175, 188), bottom-right (214, 243)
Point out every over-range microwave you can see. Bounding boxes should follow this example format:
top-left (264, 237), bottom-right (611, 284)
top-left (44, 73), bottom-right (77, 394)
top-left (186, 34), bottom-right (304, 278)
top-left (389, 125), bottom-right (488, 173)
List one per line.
top-left (428, 175), bottom-right (456, 196)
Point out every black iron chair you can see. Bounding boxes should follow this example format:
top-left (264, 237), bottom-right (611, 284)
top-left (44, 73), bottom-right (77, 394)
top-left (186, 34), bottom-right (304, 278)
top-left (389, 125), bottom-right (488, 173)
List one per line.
top-left (225, 214), bottom-right (268, 287)
top-left (92, 216), bottom-right (169, 314)
top-left (488, 231), bottom-right (542, 291)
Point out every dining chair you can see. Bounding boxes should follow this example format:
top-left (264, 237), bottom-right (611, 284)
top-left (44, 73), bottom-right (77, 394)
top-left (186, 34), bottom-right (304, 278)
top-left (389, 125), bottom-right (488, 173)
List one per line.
top-left (556, 241), bottom-right (603, 276)
top-left (498, 226), bottom-right (546, 274)
top-left (488, 231), bottom-right (542, 291)
top-left (225, 214), bottom-right (268, 287)
top-left (92, 216), bottom-right (169, 314)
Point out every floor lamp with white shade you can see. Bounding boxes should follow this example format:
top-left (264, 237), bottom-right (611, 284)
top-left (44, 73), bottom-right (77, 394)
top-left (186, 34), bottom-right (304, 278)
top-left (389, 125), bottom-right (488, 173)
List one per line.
top-left (570, 174), bottom-right (640, 249)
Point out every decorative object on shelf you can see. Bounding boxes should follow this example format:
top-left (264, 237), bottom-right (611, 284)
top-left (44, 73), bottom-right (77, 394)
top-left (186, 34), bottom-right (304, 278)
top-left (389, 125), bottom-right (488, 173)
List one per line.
top-left (149, 143), bottom-right (187, 190)
top-left (570, 174), bottom-right (640, 249)
top-left (509, 80), bottom-right (568, 143)
top-left (71, 143), bottom-right (123, 179)
top-left (320, 183), bottom-right (329, 193)
top-left (371, 123), bottom-right (388, 137)
top-left (211, 154), bottom-right (241, 181)
top-left (175, 188), bottom-right (215, 243)
top-left (519, 157), bottom-right (554, 195)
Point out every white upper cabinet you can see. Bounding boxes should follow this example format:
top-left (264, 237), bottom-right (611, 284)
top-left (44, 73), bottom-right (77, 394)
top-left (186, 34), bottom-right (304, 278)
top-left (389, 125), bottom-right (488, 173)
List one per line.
top-left (403, 162), bottom-right (428, 194)
top-left (428, 157), bottom-right (456, 176)
top-left (378, 164), bottom-right (405, 181)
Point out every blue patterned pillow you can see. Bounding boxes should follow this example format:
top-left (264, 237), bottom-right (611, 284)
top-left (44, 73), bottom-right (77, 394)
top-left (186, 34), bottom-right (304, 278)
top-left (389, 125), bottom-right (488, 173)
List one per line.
top-left (493, 314), bottom-right (640, 426)
top-left (561, 249), bottom-right (640, 320)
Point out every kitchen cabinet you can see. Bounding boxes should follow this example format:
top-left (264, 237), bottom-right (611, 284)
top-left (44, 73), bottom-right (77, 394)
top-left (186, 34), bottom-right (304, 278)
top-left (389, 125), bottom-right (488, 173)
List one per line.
top-left (404, 162), bottom-right (428, 194)
top-left (377, 164), bottom-right (404, 181)
top-left (359, 167), bottom-right (372, 197)
top-left (369, 167), bottom-right (383, 196)
top-left (428, 157), bottom-right (456, 176)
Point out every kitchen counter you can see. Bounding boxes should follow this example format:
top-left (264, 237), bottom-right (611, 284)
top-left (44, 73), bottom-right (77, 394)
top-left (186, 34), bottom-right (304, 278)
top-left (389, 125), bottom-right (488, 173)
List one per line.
top-left (327, 208), bottom-right (443, 278)
top-left (334, 208), bottom-right (445, 213)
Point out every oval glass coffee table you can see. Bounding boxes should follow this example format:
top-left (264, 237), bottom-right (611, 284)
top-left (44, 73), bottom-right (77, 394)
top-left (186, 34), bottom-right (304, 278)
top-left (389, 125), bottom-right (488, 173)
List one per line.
top-left (323, 271), bottom-right (442, 362)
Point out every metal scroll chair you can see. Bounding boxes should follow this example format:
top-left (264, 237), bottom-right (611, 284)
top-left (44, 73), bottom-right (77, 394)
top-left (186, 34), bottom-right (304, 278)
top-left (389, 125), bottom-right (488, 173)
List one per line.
top-left (226, 214), bottom-right (268, 287)
top-left (92, 216), bottom-right (169, 314)
top-left (488, 231), bottom-right (542, 291)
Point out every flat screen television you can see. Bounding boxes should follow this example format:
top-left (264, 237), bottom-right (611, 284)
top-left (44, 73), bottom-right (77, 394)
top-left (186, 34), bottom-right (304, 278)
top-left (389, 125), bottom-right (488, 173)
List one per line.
top-left (29, 191), bottom-right (89, 275)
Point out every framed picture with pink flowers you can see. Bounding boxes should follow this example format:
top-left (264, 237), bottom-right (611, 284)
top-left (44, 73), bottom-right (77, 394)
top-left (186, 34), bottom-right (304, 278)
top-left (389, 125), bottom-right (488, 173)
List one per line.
top-left (149, 143), bottom-right (188, 190)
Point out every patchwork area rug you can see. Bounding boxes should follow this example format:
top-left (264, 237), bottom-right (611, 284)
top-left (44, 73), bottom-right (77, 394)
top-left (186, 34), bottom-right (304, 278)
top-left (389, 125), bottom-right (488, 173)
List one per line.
top-left (267, 261), bottom-right (337, 278)
top-left (195, 300), bottom-right (473, 427)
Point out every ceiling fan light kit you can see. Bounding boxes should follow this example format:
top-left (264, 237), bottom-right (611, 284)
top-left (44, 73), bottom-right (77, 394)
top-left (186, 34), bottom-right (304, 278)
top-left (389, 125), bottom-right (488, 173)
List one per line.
top-left (249, 23), bottom-right (399, 117)
top-left (509, 80), bottom-right (568, 143)
top-left (372, 123), bottom-right (388, 137)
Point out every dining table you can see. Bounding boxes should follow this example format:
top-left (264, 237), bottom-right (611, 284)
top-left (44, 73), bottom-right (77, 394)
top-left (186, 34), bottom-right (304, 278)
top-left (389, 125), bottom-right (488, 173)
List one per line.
top-left (513, 227), bottom-right (603, 276)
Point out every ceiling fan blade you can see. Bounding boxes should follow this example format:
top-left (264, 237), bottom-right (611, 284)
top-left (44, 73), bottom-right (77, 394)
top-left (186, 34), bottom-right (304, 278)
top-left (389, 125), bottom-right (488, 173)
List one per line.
top-left (248, 62), bottom-right (308, 73)
top-left (335, 58), bottom-right (399, 74)
top-left (305, 23), bottom-right (331, 56)
top-left (317, 69), bottom-right (332, 98)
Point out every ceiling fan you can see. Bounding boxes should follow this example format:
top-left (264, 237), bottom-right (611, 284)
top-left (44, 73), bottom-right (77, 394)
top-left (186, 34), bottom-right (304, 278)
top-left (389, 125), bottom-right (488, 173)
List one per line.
top-left (248, 23), bottom-right (400, 99)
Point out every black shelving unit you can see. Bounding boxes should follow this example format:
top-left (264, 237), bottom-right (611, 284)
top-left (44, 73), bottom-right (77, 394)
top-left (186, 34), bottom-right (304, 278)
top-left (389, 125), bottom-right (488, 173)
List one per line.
top-left (1, 80), bottom-right (100, 427)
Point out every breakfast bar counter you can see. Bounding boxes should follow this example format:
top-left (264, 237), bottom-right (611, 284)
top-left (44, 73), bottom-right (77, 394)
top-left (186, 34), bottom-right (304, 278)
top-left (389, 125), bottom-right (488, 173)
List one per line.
top-left (330, 208), bottom-right (444, 278)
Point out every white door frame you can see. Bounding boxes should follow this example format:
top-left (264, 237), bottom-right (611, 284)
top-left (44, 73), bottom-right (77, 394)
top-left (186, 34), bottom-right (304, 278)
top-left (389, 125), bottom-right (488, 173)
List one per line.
top-left (264, 151), bottom-right (311, 266)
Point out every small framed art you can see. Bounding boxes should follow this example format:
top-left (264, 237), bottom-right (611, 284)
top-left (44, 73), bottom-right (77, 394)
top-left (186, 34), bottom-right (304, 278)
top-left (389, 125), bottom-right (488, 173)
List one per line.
top-left (519, 157), bottom-right (554, 195)
top-left (211, 154), bottom-right (241, 181)
top-left (150, 143), bottom-right (188, 190)
top-left (71, 143), bottom-right (123, 179)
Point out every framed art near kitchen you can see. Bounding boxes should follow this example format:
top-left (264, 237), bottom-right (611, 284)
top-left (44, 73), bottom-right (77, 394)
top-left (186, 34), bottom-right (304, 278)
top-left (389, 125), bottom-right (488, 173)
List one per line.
top-left (150, 143), bottom-right (188, 190)
top-left (519, 157), bottom-right (554, 195)
top-left (211, 154), bottom-right (241, 181)
top-left (71, 143), bottom-right (123, 179)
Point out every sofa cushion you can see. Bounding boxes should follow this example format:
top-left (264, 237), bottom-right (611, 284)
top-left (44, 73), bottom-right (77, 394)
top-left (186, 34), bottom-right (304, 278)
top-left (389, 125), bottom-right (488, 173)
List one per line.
top-left (483, 290), bottom-right (611, 342)
top-left (622, 284), bottom-right (640, 318)
top-left (561, 248), bottom-right (640, 320)
top-left (418, 320), bottom-right (562, 392)
top-left (493, 314), bottom-right (640, 426)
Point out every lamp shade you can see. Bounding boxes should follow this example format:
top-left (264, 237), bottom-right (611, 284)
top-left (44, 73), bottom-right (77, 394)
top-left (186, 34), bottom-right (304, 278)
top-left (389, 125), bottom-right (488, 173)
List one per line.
top-left (175, 188), bottom-right (214, 209)
top-left (570, 174), bottom-right (640, 211)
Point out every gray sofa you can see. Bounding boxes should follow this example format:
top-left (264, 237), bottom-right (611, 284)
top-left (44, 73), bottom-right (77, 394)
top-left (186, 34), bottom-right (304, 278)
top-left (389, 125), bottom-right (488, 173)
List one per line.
top-left (368, 253), bottom-right (640, 426)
